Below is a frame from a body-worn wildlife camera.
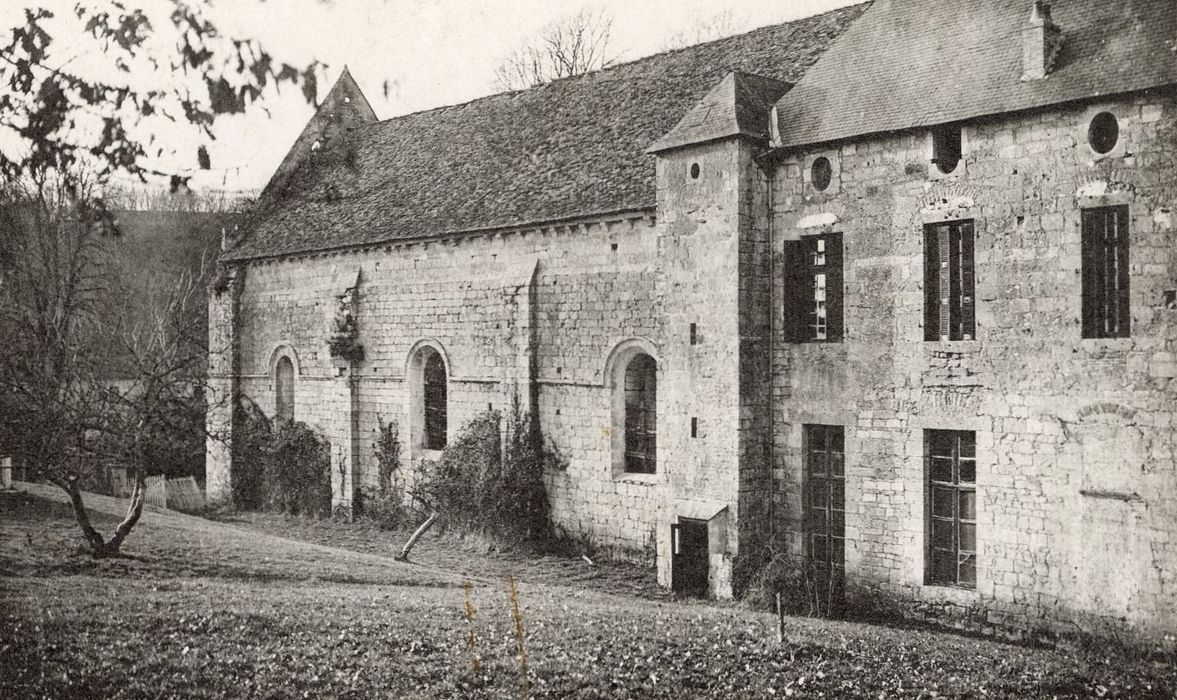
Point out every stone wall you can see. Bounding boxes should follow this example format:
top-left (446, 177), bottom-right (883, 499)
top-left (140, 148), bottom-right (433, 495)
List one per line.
top-left (770, 90), bottom-right (1177, 640)
top-left (212, 213), bottom-right (667, 555)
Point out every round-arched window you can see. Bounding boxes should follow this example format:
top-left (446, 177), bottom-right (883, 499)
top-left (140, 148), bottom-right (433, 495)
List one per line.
top-left (810, 156), bottom-right (833, 191)
top-left (1088, 112), bottom-right (1119, 155)
top-left (275, 356), bottom-right (295, 422)
top-left (623, 353), bottom-right (657, 474)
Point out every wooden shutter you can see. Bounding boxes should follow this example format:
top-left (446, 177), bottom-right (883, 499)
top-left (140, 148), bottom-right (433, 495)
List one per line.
top-left (938, 225), bottom-right (952, 341)
top-left (783, 239), bottom-right (810, 342)
top-left (1081, 208), bottom-right (1099, 338)
top-left (923, 227), bottom-right (940, 341)
top-left (1113, 206), bottom-right (1130, 337)
top-left (959, 221), bottom-right (975, 340)
top-left (826, 232), bottom-right (844, 341)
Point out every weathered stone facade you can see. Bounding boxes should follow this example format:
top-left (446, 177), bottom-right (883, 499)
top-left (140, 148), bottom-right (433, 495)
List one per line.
top-left (769, 92), bottom-right (1177, 639)
top-left (208, 1), bottom-right (1177, 643)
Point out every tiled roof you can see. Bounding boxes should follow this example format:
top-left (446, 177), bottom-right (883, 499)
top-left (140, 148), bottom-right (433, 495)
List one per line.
top-left (226, 4), bottom-right (868, 260)
top-left (773, 0), bottom-right (1177, 149)
top-left (647, 72), bottom-right (792, 154)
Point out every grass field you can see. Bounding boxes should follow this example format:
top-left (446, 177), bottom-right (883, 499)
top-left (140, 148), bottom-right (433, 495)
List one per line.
top-left (2, 485), bottom-right (1175, 699)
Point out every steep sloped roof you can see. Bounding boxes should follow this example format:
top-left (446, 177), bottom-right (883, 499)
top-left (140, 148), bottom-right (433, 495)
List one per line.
top-left (773, 0), bottom-right (1177, 149)
top-left (647, 71), bottom-right (792, 154)
top-left (226, 4), bottom-right (868, 260)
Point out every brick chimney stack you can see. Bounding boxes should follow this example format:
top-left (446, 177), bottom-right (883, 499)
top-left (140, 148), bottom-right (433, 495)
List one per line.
top-left (1021, 1), bottom-right (1063, 81)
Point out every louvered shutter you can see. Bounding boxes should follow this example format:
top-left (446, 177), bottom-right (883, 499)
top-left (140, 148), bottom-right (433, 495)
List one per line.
top-left (826, 232), bottom-right (844, 341)
top-left (783, 239), bottom-right (810, 342)
top-left (938, 226), bottom-right (952, 341)
top-left (1113, 206), bottom-right (1130, 337)
top-left (960, 221), bottom-right (975, 340)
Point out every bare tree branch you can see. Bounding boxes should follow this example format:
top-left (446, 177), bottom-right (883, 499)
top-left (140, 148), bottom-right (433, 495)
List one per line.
top-left (491, 6), bottom-right (616, 91)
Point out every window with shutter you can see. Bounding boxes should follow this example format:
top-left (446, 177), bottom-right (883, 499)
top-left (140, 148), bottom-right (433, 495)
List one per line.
top-left (923, 220), bottom-right (975, 341)
top-left (1081, 206), bottom-right (1130, 338)
top-left (784, 232), bottom-right (844, 342)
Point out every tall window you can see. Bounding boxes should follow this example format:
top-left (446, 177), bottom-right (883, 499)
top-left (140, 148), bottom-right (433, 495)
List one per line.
top-left (1081, 205), bottom-right (1130, 338)
top-left (924, 220), bottom-right (975, 341)
top-left (623, 353), bottom-right (657, 474)
top-left (805, 424), bottom-right (845, 611)
top-left (423, 351), bottom-right (447, 450)
top-left (927, 430), bottom-right (976, 588)
top-left (784, 232), bottom-right (844, 342)
top-left (275, 356), bottom-right (295, 422)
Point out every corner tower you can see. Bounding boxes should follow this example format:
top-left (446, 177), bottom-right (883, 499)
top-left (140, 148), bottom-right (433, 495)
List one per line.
top-left (647, 72), bottom-right (789, 597)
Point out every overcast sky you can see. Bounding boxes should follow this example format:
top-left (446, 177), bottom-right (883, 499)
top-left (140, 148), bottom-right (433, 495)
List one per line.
top-left (10, 0), bottom-right (859, 191)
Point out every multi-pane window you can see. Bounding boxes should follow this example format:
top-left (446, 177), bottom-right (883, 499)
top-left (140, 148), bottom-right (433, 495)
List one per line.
top-left (926, 430), bottom-right (976, 588)
top-left (1081, 205), bottom-right (1130, 338)
top-left (423, 352), bottom-right (447, 450)
top-left (924, 220), bottom-right (975, 341)
top-left (805, 425), bottom-right (845, 611)
top-left (623, 353), bottom-right (657, 474)
top-left (784, 232), bottom-right (844, 342)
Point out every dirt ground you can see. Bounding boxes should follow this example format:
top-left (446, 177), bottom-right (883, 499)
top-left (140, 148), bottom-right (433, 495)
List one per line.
top-left (2, 485), bottom-right (1175, 699)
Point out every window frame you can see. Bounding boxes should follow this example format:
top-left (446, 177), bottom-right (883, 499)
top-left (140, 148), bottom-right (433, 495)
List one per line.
top-left (1081, 205), bottom-right (1130, 339)
top-left (274, 355), bottom-right (296, 423)
top-left (622, 353), bottom-right (657, 474)
top-left (804, 424), bottom-right (846, 609)
top-left (784, 231), bottom-right (844, 343)
top-left (422, 351), bottom-right (448, 451)
top-left (923, 219), bottom-right (976, 342)
top-left (925, 429), bottom-right (977, 589)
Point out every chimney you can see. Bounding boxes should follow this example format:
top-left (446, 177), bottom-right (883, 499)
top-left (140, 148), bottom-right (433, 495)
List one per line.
top-left (1021, 1), bottom-right (1063, 81)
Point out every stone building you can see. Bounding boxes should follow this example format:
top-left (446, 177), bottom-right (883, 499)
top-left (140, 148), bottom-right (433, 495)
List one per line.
top-left (208, 0), bottom-right (1177, 640)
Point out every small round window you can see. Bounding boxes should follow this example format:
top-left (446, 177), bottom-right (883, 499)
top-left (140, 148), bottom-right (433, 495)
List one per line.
top-left (689, 163), bottom-right (700, 179)
top-left (1088, 112), bottom-right (1119, 155)
top-left (810, 156), bottom-right (833, 191)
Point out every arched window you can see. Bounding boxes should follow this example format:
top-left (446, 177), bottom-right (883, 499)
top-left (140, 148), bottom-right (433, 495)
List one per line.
top-left (423, 350), bottom-right (447, 450)
top-left (623, 353), bottom-right (657, 474)
top-left (275, 355), bottom-right (295, 422)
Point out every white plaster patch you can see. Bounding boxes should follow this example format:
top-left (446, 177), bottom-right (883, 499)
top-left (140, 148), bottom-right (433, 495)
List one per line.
top-left (1076, 180), bottom-right (1108, 197)
top-left (797, 211), bottom-right (839, 229)
top-left (1153, 208), bottom-right (1172, 230)
top-left (920, 195), bottom-right (975, 214)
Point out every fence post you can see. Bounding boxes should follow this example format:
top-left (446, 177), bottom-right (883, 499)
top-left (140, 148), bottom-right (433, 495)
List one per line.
top-left (1, 456), bottom-right (11, 490)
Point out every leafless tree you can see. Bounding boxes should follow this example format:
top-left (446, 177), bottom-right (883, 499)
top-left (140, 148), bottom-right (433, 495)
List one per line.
top-left (661, 10), bottom-right (748, 51)
top-left (0, 166), bottom-right (215, 557)
top-left (491, 6), bottom-right (617, 91)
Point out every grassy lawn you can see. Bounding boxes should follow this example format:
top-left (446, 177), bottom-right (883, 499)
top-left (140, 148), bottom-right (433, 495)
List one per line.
top-left (2, 488), bottom-right (1175, 699)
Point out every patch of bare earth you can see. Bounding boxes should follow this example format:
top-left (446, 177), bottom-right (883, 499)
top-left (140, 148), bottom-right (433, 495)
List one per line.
top-left (2, 488), bottom-right (1175, 699)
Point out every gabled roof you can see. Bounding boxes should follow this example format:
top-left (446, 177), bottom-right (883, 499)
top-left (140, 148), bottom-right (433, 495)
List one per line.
top-left (647, 71), bottom-right (792, 154)
top-left (773, 0), bottom-right (1177, 149)
top-left (226, 4), bottom-right (868, 260)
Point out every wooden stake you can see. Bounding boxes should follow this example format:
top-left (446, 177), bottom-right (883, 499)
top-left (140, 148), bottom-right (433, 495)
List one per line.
top-left (463, 581), bottom-right (480, 674)
top-left (509, 576), bottom-right (529, 697)
top-left (776, 592), bottom-right (785, 644)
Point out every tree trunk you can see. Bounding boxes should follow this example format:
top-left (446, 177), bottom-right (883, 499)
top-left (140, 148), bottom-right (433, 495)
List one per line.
top-left (56, 470), bottom-right (146, 558)
top-left (395, 509), bottom-right (439, 562)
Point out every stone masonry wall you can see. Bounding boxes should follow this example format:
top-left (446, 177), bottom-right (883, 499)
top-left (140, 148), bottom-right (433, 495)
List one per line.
top-left (225, 214), bottom-right (666, 555)
top-left (770, 89), bottom-right (1177, 640)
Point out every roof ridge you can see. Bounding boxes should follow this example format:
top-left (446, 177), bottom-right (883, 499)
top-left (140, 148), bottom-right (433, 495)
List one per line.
top-left (353, 2), bottom-right (869, 130)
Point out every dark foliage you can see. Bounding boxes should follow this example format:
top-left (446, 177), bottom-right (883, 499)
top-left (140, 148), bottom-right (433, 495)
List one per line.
top-left (262, 421), bottom-right (332, 518)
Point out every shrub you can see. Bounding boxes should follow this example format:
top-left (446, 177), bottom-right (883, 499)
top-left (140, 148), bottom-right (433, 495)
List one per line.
top-left (261, 420), bottom-right (332, 518)
top-left (412, 399), bottom-right (552, 544)
top-left (356, 418), bottom-right (409, 529)
top-left (738, 536), bottom-right (841, 618)
top-left (230, 397), bottom-right (332, 518)
top-left (231, 397), bottom-right (271, 510)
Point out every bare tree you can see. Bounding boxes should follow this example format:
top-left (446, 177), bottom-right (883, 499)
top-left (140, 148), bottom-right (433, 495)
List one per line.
top-left (491, 6), bottom-right (617, 91)
top-left (661, 10), bottom-right (748, 50)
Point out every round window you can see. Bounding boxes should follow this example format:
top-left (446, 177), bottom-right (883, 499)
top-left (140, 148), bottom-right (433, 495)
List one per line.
top-left (810, 156), bottom-right (833, 191)
top-left (1088, 112), bottom-right (1119, 155)
top-left (690, 163), bottom-right (700, 179)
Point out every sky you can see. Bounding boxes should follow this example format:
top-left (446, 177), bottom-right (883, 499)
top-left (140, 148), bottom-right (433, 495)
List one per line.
top-left (6, 0), bottom-right (859, 192)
